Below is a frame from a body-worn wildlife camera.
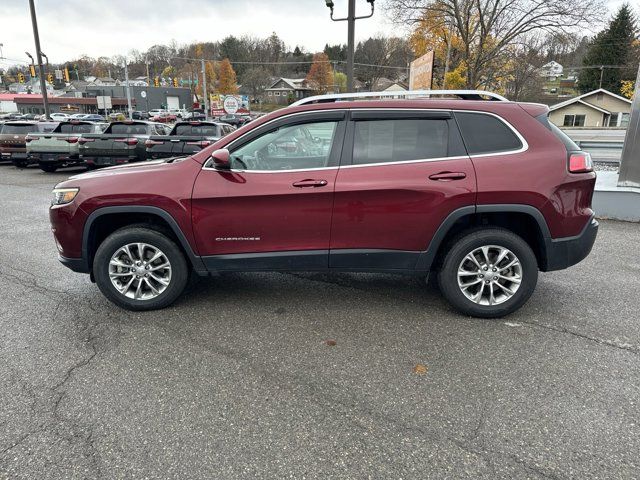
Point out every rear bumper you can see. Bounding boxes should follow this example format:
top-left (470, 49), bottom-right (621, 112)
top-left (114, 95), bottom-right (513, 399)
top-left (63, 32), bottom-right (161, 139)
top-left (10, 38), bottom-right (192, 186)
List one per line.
top-left (544, 217), bottom-right (598, 271)
top-left (82, 156), bottom-right (135, 167)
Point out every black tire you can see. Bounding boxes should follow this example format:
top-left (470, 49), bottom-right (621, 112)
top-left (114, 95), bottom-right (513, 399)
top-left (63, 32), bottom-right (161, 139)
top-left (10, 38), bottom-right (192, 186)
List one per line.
top-left (13, 159), bottom-right (28, 169)
top-left (39, 163), bottom-right (57, 173)
top-left (437, 228), bottom-right (538, 318)
top-left (93, 227), bottom-right (189, 311)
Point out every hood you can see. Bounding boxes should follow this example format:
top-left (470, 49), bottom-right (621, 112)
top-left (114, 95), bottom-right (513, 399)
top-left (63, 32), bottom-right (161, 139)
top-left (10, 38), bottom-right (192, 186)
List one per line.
top-left (66, 157), bottom-right (189, 182)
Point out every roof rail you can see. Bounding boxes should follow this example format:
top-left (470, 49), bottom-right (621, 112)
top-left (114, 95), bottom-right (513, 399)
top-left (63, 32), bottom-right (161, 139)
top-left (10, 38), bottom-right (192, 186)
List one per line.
top-left (290, 89), bottom-right (509, 107)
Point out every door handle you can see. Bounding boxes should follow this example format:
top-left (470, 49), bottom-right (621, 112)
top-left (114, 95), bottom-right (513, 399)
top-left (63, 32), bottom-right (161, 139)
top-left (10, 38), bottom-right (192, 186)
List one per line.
top-left (429, 171), bottom-right (467, 181)
top-left (292, 179), bottom-right (328, 188)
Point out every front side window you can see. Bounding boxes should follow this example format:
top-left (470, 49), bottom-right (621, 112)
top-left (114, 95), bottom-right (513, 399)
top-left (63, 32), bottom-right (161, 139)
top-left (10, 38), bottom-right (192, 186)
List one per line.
top-left (455, 112), bottom-right (523, 154)
top-left (229, 121), bottom-right (338, 171)
top-left (352, 119), bottom-right (449, 165)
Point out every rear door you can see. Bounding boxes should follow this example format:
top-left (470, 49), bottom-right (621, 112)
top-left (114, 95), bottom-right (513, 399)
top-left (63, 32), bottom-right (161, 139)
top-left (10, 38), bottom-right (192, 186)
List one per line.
top-left (329, 109), bottom-right (476, 270)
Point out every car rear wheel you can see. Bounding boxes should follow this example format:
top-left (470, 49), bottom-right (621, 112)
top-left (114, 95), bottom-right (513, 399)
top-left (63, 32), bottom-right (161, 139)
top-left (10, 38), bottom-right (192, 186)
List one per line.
top-left (437, 228), bottom-right (538, 318)
top-left (94, 227), bottom-right (189, 311)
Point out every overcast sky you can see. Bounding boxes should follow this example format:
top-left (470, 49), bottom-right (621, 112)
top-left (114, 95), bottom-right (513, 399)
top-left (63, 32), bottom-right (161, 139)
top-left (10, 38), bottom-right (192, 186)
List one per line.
top-left (0, 0), bottom-right (631, 67)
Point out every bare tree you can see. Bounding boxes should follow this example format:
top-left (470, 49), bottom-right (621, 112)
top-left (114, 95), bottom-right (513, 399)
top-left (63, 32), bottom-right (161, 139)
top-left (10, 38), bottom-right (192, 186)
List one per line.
top-left (386, 0), bottom-right (606, 88)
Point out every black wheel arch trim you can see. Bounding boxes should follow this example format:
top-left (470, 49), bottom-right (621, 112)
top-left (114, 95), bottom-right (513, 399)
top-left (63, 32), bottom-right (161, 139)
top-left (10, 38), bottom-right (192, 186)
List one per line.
top-left (415, 204), bottom-right (557, 271)
top-left (81, 205), bottom-right (207, 274)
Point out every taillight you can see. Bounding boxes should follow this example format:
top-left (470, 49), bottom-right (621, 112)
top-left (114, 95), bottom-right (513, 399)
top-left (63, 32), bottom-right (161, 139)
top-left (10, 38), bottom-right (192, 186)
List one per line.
top-left (65, 136), bottom-right (79, 144)
top-left (186, 140), bottom-right (211, 148)
top-left (145, 139), bottom-right (164, 147)
top-left (568, 152), bottom-right (593, 173)
top-left (115, 137), bottom-right (139, 146)
top-left (78, 137), bottom-right (94, 144)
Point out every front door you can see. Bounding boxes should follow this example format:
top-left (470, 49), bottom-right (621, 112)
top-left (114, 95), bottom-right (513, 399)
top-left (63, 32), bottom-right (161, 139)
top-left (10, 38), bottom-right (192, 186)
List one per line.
top-left (192, 111), bottom-right (346, 271)
top-left (329, 110), bottom-right (476, 270)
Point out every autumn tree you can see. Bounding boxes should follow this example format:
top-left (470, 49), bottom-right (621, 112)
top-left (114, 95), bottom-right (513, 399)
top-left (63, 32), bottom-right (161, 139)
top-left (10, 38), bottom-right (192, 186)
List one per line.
top-left (218, 58), bottom-right (238, 94)
top-left (387, 0), bottom-right (605, 89)
top-left (306, 53), bottom-right (334, 94)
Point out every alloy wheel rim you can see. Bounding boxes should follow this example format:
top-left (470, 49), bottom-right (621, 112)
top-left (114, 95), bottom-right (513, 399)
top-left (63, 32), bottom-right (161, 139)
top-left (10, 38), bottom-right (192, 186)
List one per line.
top-left (457, 245), bottom-right (522, 306)
top-left (108, 243), bottom-right (172, 300)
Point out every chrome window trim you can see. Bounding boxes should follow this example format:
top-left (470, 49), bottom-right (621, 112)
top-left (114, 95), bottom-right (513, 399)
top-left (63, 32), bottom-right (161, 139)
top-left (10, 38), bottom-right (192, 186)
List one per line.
top-left (202, 107), bottom-right (528, 173)
top-left (452, 109), bottom-right (529, 157)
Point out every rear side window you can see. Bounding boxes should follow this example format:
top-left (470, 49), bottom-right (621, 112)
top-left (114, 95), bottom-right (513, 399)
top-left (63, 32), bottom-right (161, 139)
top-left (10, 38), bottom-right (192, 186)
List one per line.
top-left (352, 119), bottom-right (449, 165)
top-left (455, 112), bottom-right (522, 155)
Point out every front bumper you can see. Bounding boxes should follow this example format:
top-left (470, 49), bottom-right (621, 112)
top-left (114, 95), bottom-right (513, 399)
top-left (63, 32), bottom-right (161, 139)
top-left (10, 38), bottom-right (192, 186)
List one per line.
top-left (58, 254), bottom-right (90, 273)
top-left (544, 217), bottom-right (598, 271)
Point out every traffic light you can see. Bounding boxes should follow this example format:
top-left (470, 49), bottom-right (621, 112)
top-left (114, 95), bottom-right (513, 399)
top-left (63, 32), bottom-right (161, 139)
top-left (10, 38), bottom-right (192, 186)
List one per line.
top-left (64, 67), bottom-right (70, 82)
top-left (173, 78), bottom-right (178, 87)
top-left (18, 72), bottom-right (25, 83)
top-left (29, 64), bottom-right (36, 78)
top-left (47, 73), bottom-right (54, 83)
top-left (154, 77), bottom-right (160, 87)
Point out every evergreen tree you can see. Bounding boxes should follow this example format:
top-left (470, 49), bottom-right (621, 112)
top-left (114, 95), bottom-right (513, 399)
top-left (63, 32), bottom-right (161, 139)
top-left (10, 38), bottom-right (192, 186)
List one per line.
top-left (577, 4), bottom-right (637, 94)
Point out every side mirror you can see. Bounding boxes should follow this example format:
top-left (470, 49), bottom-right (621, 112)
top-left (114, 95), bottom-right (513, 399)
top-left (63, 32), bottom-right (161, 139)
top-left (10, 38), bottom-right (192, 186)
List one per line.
top-left (211, 148), bottom-right (230, 169)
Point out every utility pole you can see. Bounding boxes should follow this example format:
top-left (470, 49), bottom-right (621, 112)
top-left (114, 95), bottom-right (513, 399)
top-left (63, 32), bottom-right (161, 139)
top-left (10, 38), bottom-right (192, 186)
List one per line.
top-left (201, 58), bottom-right (209, 119)
top-left (326, 0), bottom-right (375, 93)
top-left (124, 58), bottom-right (133, 119)
top-left (599, 66), bottom-right (604, 89)
top-left (28, 0), bottom-right (50, 119)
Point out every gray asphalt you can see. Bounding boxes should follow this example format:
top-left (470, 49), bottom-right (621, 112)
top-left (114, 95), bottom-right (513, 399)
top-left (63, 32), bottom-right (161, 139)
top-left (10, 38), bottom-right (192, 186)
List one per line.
top-left (1, 164), bottom-right (639, 479)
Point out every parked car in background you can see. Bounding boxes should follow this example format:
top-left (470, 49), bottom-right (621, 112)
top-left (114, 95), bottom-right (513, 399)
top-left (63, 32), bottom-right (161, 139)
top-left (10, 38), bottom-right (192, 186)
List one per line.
top-left (50, 90), bottom-right (598, 314)
top-left (108, 112), bottom-right (127, 122)
top-left (217, 114), bottom-right (250, 127)
top-left (168, 108), bottom-right (188, 118)
top-left (150, 112), bottom-right (177, 123)
top-left (26, 120), bottom-right (108, 172)
top-left (78, 120), bottom-right (169, 168)
top-left (83, 114), bottom-right (106, 122)
top-left (1, 121), bottom-right (58, 167)
top-left (50, 113), bottom-right (71, 121)
top-left (145, 121), bottom-right (235, 159)
top-left (132, 111), bottom-right (149, 120)
top-left (0, 113), bottom-right (24, 121)
top-left (148, 109), bottom-right (167, 118)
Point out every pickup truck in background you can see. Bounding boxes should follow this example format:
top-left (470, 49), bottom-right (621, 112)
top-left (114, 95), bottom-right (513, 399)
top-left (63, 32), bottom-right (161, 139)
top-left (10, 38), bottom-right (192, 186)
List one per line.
top-left (26, 121), bottom-right (108, 172)
top-left (145, 121), bottom-right (236, 159)
top-left (78, 121), bottom-right (169, 168)
top-left (0, 121), bottom-right (59, 167)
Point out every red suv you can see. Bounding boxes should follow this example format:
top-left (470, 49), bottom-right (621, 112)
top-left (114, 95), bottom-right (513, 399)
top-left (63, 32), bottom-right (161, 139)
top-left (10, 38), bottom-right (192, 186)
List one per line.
top-left (49, 91), bottom-right (597, 317)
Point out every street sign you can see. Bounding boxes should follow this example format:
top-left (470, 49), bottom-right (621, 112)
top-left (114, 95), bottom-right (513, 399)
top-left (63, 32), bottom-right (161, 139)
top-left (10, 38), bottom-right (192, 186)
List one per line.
top-left (409, 51), bottom-right (434, 90)
top-left (223, 96), bottom-right (240, 114)
top-left (96, 95), bottom-right (112, 110)
top-left (140, 90), bottom-right (147, 98)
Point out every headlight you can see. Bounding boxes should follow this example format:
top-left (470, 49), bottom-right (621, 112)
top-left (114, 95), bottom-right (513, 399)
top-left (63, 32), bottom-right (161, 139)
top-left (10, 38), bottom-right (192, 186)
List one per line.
top-left (51, 188), bottom-right (79, 206)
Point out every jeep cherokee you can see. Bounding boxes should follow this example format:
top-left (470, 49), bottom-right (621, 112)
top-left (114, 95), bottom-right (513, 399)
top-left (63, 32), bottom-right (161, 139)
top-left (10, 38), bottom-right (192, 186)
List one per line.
top-left (49, 90), bottom-right (598, 317)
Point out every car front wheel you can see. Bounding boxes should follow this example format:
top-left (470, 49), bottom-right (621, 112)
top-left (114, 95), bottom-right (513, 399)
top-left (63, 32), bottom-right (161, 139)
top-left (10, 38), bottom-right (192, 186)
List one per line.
top-left (437, 228), bottom-right (538, 318)
top-left (93, 227), bottom-right (189, 311)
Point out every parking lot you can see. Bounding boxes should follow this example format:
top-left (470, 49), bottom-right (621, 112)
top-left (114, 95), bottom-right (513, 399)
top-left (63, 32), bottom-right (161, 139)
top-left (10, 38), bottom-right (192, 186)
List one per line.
top-left (1, 164), bottom-right (639, 479)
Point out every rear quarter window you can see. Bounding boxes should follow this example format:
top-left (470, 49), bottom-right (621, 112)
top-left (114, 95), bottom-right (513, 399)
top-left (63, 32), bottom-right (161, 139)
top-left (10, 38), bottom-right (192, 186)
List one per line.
top-left (455, 112), bottom-right (523, 155)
